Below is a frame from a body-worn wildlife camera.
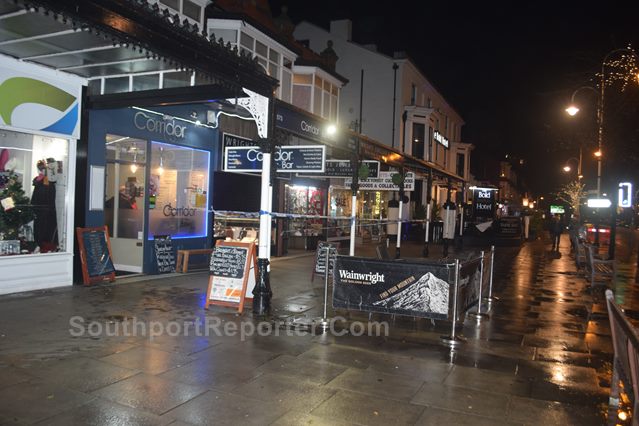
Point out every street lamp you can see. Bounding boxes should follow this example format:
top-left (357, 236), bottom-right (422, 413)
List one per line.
top-left (561, 153), bottom-right (583, 180)
top-left (565, 46), bottom-right (639, 196)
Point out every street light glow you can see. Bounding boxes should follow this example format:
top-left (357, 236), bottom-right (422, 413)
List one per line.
top-left (594, 150), bottom-right (602, 157)
top-left (326, 124), bottom-right (337, 136)
top-left (565, 105), bottom-right (580, 116)
top-left (563, 165), bottom-right (571, 172)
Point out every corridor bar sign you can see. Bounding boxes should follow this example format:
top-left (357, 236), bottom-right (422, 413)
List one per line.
top-left (223, 145), bottom-right (325, 173)
top-left (333, 256), bottom-right (454, 319)
top-left (206, 241), bottom-right (257, 313)
top-left (76, 226), bottom-right (116, 285)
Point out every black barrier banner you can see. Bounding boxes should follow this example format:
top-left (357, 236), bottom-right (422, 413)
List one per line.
top-left (458, 257), bottom-right (482, 316)
top-left (333, 256), bottom-right (454, 319)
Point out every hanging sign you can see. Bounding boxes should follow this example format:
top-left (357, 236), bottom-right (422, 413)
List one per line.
top-left (223, 145), bottom-right (325, 173)
top-left (344, 171), bottom-right (415, 191)
top-left (75, 226), bottom-right (116, 285)
top-left (333, 256), bottom-right (454, 319)
top-left (206, 241), bottom-right (257, 313)
top-left (299, 160), bottom-right (380, 178)
top-left (153, 235), bottom-right (175, 274)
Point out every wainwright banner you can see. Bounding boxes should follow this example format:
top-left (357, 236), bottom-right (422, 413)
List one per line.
top-left (332, 256), bottom-right (455, 319)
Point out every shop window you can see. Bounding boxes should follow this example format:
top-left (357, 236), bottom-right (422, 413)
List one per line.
top-left (293, 74), bottom-right (312, 85)
top-left (412, 122), bottom-right (425, 159)
top-left (160, 0), bottom-right (179, 10)
top-left (182, 0), bottom-right (201, 21)
top-left (255, 40), bottom-right (268, 58)
top-left (240, 32), bottom-right (254, 50)
top-left (281, 70), bottom-right (292, 103)
top-left (313, 86), bottom-right (322, 115)
top-left (104, 77), bottom-right (130, 94)
top-left (148, 141), bottom-right (210, 239)
top-left (0, 129), bottom-right (70, 255)
top-left (163, 71), bottom-right (192, 88)
top-left (209, 28), bottom-right (237, 45)
top-left (285, 184), bottom-right (325, 243)
top-left (456, 153), bottom-right (465, 177)
top-left (132, 74), bottom-right (160, 92)
top-left (292, 85), bottom-right (311, 111)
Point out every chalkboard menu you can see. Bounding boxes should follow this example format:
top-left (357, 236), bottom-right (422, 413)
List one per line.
top-left (153, 235), bottom-right (175, 274)
top-left (206, 241), bottom-right (257, 313)
top-left (312, 241), bottom-right (337, 281)
top-left (76, 226), bottom-right (116, 285)
top-left (498, 217), bottom-right (523, 237)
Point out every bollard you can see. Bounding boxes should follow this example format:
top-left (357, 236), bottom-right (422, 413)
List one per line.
top-left (483, 245), bottom-right (499, 303)
top-left (441, 259), bottom-right (466, 346)
top-left (468, 251), bottom-right (489, 321)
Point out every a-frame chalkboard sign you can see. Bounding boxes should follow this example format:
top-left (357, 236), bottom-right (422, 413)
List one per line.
top-left (206, 240), bottom-right (257, 313)
top-left (76, 226), bottom-right (116, 285)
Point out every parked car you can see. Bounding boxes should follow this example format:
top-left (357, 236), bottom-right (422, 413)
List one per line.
top-left (580, 223), bottom-right (611, 245)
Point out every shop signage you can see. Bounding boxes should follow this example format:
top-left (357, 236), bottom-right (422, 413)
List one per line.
top-left (153, 235), bottom-right (175, 274)
top-left (300, 160), bottom-right (380, 179)
top-left (333, 256), bottom-right (453, 319)
top-left (75, 226), bottom-right (116, 285)
top-left (312, 241), bottom-right (338, 282)
top-left (134, 111), bottom-right (186, 139)
top-left (344, 171), bottom-right (415, 191)
top-left (223, 132), bottom-right (257, 148)
top-left (0, 59), bottom-right (84, 139)
top-left (619, 182), bottom-right (632, 208)
top-left (206, 241), bottom-right (257, 313)
top-left (471, 187), bottom-right (495, 219)
top-left (498, 216), bottom-right (522, 237)
top-left (434, 131), bottom-right (449, 148)
top-left (275, 104), bottom-right (327, 143)
top-left (223, 145), bottom-right (326, 173)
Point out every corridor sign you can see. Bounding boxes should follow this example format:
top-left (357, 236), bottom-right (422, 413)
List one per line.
top-left (223, 145), bottom-right (325, 173)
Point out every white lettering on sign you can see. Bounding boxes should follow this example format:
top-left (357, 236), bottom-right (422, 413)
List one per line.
top-left (476, 203), bottom-right (492, 210)
top-left (433, 131), bottom-right (449, 148)
top-left (338, 269), bottom-right (385, 285)
top-left (300, 120), bottom-right (320, 135)
top-left (477, 191), bottom-right (491, 198)
top-left (345, 172), bottom-right (415, 191)
top-left (134, 111), bottom-right (186, 138)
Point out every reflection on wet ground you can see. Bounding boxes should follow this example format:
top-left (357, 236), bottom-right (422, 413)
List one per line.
top-left (0, 232), bottom-right (637, 424)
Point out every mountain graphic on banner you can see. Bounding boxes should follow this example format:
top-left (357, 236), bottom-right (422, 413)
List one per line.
top-left (373, 272), bottom-right (448, 314)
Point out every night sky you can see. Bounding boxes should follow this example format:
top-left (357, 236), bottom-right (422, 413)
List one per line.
top-left (269, 0), bottom-right (639, 197)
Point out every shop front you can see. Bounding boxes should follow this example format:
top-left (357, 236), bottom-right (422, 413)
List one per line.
top-left (0, 56), bottom-right (84, 294)
top-left (85, 106), bottom-right (217, 274)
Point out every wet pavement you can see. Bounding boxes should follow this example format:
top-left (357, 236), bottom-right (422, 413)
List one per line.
top-left (0, 232), bottom-right (638, 425)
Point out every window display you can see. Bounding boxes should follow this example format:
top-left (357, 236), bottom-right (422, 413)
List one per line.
top-left (0, 130), bottom-right (69, 255)
top-left (284, 184), bottom-right (325, 237)
top-left (148, 141), bottom-right (210, 239)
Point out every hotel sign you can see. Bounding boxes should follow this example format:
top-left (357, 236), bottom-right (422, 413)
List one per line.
top-left (434, 131), bottom-right (449, 148)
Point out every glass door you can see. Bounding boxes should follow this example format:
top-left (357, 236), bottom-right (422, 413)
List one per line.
top-left (105, 135), bottom-right (146, 273)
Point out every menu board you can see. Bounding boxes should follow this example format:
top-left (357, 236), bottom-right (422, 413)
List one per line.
top-left (206, 241), bottom-right (257, 313)
top-left (76, 226), bottom-right (116, 285)
top-left (312, 241), bottom-right (337, 281)
top-left (153, 235), bottom-right (175, 274)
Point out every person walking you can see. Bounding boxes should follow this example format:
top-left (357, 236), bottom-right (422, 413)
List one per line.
top-left (550, 214), bottom-right (563, 251)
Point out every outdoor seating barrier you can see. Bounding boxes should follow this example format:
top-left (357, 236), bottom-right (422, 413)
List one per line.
top-left (584, 243), bottom-right (616, 287)
top-left (605, 290), bottom-right (639, 424)
top-left (572, 235), bottom-right (587, 271)
top-left (332, 248), bottom-right (495, 348)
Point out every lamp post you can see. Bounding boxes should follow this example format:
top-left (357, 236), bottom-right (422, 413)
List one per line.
top-left (561, 152), bottom-right (583, 180)
top-left (565, 46), bottom-right (639, 196)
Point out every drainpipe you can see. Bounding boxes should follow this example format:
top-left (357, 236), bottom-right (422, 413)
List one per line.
top-left (391, 63), bottom-right (399, 149)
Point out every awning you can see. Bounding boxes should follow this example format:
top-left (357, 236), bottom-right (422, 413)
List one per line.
top-left (0, 0), bottom-right (277, 97)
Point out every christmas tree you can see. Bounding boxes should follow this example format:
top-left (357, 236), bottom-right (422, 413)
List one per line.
top-left (0, 171), bottom-right (34, 240)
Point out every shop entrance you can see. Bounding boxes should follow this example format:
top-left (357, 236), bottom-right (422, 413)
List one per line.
top-left (105, 135), bottom-right (146, 273)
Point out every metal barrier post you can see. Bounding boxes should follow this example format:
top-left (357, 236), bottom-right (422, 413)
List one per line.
top-left (484, 245), bottom-right (498, 302)
top-left (313, 246), bottom-right (331, 331)
top-left (441, 259), bottom-right (465, 346)
top-left (469, 251), bottom-right (489, 321)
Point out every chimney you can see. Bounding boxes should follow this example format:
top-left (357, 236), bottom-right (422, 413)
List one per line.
top-left (330, 19), bottom-right (352, 41)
